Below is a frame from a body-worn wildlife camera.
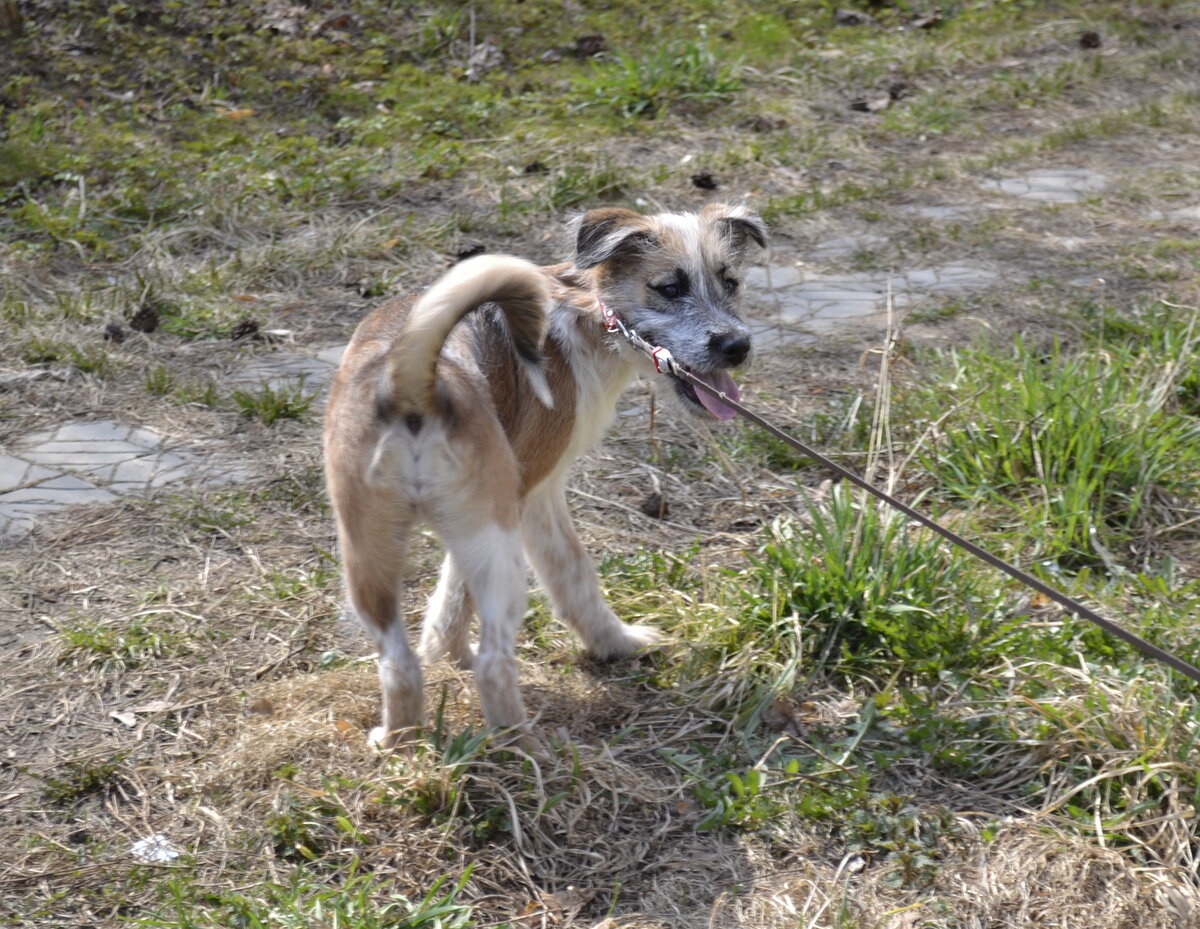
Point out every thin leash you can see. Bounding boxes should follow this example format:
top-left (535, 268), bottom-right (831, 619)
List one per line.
top-left (598, 299), bottom-right (1200, 685)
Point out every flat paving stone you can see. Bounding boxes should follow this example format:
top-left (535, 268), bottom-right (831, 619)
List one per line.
top-left (3, 419), bottom-right (257, 542)
top-left (0, 454), bottom-right (58, 492)
top-left (1146, 204), bottom-right (1200, 223)
top-left (317, 344), bottom-right (347, 367)
top-left (898, 204), bottom-right (978, 220)
top-left (810, 233), bottom-right (889, 259)
top-left (745, 260), bottom-right (1002, 341)
top-left (14, 419), bottom-right (247, 498)
top-left (980, 168), bottom-right (1108, 203)
top-left (228, 351), bottom-right (337, 390)
top-left (0, 474), bottom-right (118, 539)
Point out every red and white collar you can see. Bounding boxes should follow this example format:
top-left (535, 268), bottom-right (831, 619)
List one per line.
top-left (595, 296), bottom-right (675, 375)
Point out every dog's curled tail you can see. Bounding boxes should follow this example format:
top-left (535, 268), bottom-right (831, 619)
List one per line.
top-left (388, 254), bottom-right (554, 417)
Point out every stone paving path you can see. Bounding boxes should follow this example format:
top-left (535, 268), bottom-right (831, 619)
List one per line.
top-left (0, 420), bottom-right (258, 539)
top-left (744, 260), bottom-right (1000, 343)
top-left (226, 345), bottom-right (344, 390)
top-left (3, 164), bottom-right (1189, 542)
top-left (979, 167), bottom-right (1108, 203)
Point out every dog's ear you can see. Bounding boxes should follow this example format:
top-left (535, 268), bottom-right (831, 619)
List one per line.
top-left (702, 203), bottom-right (768, 257)
top-left (572, 208), bottom-right (656, 270)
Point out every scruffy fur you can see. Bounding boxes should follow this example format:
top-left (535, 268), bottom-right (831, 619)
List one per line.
top-left (324, 204), bottom-right (767, 747)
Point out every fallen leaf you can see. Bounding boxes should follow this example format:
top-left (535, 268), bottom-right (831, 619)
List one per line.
top-left (465, 38), bottom-right (503, 82)
top-left (883, 908), bottom-right (924, 929)
top-left (230, 318), bottom-right (260, 342)
top-left (129, 304), bottom-right (159, 333)
top-left (835, 9), bottom-right (877, 27)
top-left (221, 108), bottom-right (257, 120)
top-left (570, 34), bottom-right (607, 58)
top-left (130, 699), bottom-right (174, 714)
top-left (639, 492), bottom-right (669, 519)
top-left (316, 13), bottom-right (355, 34)
top-left (849, 94), bottom-right (891, 113)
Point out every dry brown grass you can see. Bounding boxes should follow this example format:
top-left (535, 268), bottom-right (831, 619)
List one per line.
top-left (6, 8), bottom-right (1200, 923)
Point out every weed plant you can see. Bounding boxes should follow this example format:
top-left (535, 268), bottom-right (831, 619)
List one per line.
top-left (144, 867), bottom-right (477, 929)
top-left (233, 381), bottom-right (317, 425)
top-left (752, 486), bottom-right (1010, 680)
top-left (896, 309), bottom-right (1200, 570)
top-left (572, 31), bottom-right (741, 120)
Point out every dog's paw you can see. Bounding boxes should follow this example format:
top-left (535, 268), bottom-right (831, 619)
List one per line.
top-left (590, 622), bottom-right (665, 660)
top-left (418, 639), bottom-right (477, 671)
top-left (368, 724), bottom-right (419, 753)
top-left (449, 642), bottom-right (478, 671)
top-left (367, 725), bottom-right (394, 751)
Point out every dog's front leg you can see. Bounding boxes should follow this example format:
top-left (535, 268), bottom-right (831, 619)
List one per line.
top-left (522, 484), bottom-right (662, 659)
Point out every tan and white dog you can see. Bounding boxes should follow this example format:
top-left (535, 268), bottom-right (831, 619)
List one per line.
top-left (323, 204), bottom-right (766, 747)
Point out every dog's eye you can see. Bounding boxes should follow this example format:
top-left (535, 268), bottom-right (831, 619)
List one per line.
top-left (723, 277), bottom-right (739, 294)
top-left (654, 282), bottom-right (683, 300)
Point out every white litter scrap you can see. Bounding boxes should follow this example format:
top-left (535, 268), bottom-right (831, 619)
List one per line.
top-left (130, 833), bottom-right (181, 863)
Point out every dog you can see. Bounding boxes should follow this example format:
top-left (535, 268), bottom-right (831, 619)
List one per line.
top-left (323, 203), bottom-right (766, 747)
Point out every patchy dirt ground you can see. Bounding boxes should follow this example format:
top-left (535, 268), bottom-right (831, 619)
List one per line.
top-left (4, 3), bottom-right (1200, 927)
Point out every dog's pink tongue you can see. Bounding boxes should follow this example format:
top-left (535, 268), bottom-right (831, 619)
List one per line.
top-left (694, 371), bottom-right (740, 421)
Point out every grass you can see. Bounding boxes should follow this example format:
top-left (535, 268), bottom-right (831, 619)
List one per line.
top-left (894, 305), bottom-right (1200, 571)
top-left (752, 486), bottom-right (1010, 679)
top-left (40, 754), bottom-right (130, 806)
top-left (571, 29), bottom-right (742, 121)
top-left (141, 866), bottom-right (478, 929)
top-left (233, 381), bottom-right (318, 426)
top-left (6, 1), bottom-right (1200, 927)
top-left (57, 613), bottom-right (186, 671)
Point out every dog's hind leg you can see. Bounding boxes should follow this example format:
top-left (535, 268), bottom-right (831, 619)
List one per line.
top-left (418, 555), bottom-right (477, 669)
top-left (440, 522), bottom-right (529, 733)
top-left (522, 483), bottom-right (662, 659)
top-left (340, 516), bottom-right (424, 749)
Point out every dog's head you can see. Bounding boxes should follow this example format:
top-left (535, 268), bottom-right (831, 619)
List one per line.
top-left (572, 203), bottom-right (767, 420)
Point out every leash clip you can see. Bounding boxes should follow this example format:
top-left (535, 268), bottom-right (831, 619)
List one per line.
top-left (598, 295), bottom-right (673, 375)
top-left (598, 298), bottom-right (622, 333)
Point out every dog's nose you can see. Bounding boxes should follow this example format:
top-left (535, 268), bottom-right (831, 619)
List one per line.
top-left (709, 330), bottom-right (751, 367)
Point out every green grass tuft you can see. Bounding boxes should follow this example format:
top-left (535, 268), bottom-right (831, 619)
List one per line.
top-left (572, 30), bottom-right (741, 120)
top-left (897, 311), bottom-right (1200, 571)
top-left (752, 486), bottom-right (1010, 680)
top-left (233, 381), bottom-right (318, 426)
